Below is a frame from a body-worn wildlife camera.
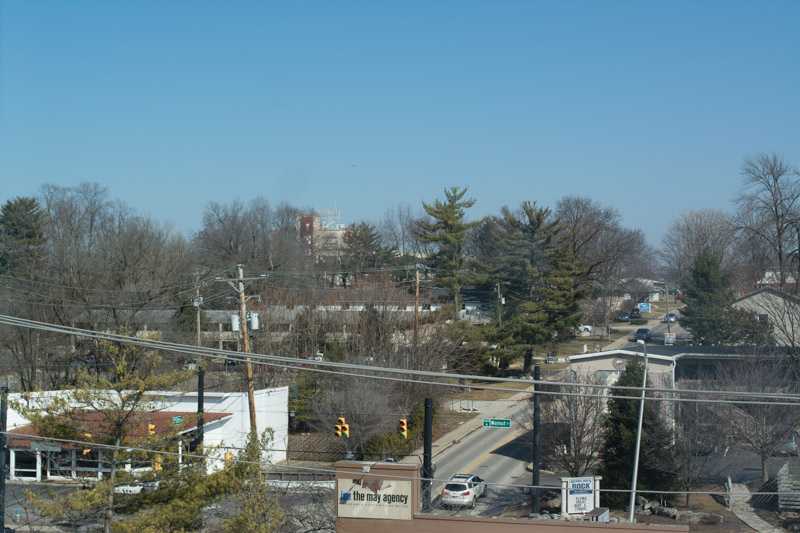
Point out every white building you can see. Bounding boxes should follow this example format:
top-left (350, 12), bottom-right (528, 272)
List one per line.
top-left (6, 386), bottom-right (288, 481)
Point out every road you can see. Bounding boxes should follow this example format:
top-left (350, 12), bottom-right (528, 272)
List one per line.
top-left (426, 398), bottom-right (562, 516)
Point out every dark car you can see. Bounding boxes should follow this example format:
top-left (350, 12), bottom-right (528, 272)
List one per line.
top-left (634, 328), bottom-right (651, 343)
top-left (630, 308), bottom-right (642, 320)
top-left (614, 311), bottom-right (630, 322)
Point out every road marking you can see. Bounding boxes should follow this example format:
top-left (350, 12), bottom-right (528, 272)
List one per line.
top-left (461, 425), bottom-right (529, 474)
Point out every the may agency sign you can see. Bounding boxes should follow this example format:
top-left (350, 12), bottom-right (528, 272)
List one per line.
top-left (567, 477), bottom-right (594, 514)
top-left (337, 478), bottom-right (412, 520)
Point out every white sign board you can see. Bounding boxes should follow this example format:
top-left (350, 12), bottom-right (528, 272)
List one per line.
top-left (337, 479), bottom-right (412, 520)
top-left (567, 477), bottom-right (594, 514)
top-left (664, 332), bottom-right (676, 345)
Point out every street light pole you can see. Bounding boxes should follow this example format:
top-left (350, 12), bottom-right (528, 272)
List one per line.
top-left (628, 339), bottom-right (649, 523)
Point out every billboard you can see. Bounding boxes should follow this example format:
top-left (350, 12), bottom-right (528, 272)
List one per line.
top-left (337, 478), bottom-right (412, 520)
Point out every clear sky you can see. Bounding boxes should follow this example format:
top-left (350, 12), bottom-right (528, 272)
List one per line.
top-left (1, 1), bottom-right (798, 246)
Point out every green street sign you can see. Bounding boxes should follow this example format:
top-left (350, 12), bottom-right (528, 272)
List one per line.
top-left (483, 418), bottom-right (511, 428)
top-left (172, 416), bottom-right (183, 425)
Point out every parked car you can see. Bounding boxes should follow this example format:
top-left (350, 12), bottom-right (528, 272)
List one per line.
top-left (440, 474), bottom-right (487, 509)
top-left (614, 311), bottom-right (630, 322)
top-left (630, 308), bottom-right (642, 320)
top-left (774, 434), bottom-right (799, 456)
top-left (663, 313), bottom-right (678, 323)
top-left (694, 431), bottom-right (722, 455)
top-left (634, 328), bottom-right (652, 343)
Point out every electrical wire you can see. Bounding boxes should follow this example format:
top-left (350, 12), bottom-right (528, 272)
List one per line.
top-left (2, 314), bottom-right (800, 407)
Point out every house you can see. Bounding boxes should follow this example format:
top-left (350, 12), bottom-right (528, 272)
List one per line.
top-left (6, 386), bottom-right (289, 481)
top-left (734, 287), bottom-right (800, 348)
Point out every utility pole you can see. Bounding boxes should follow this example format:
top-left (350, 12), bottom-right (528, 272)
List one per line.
top-left (422, 397), bottom-right (433, 511)
top-left (217, 265), bottom-right (266, 437)
top-left (237, 265), bottom-right (257, 436)
top-left (1, 386), bottom-right (8, 531)
top-left (192, 283), bottom-right (205, 451)
top-left (628, 341), bottom-right (649, 523)
top-left (414, 266), bottom-right (420, 355)
top-left (497, 282), bottom-right (503, 327)
top-left (532, 366), bottom-right (541, 514)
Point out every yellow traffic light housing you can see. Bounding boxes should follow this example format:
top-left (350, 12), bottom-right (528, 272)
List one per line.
top-left (335, 416), bottom-right (346, 437)
top-left (148, 423), bottom-right (156, 435)
top-left (399, 418), bottom-right (408, 439)
top-left (342, 423), bottom-right (349, 438)
top-left (82, 433), bottom-right (92, 455)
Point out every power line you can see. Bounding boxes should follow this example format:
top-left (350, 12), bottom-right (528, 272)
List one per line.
top-left (2, 314), bottom-right (800, 407)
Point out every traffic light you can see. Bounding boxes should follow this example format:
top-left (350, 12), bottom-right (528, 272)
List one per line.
top-left (342, 423), bottom-right (349, 438)
top-left (399, 418), bottom-right (407, 439)
top-left (148, 423), bottom-right (156, 435)
top-left (153, 454), bottom-right (162, 472)
top-left (83, 433), bottom-right (92, 455)
top-left (335, 416), bottom-right (346, 437)
top-left (224, 451), bottom-right (234, 470)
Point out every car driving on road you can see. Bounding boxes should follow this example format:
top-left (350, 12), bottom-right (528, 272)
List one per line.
top-left (440, 474), bottom-right (487, 509)
top-left (634, 328), bottom-right (652, 343)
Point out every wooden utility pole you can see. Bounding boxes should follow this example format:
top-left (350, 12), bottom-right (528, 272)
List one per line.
top-left (194, 282), bottom-right (204, 450)
top-left (236, 264), bottom-right (258, 436)
top-left (217, 265), bottom-right (261, 437)
top-left (414, 266), bottom-right (420, 355)
top-left (497, 282), bottom-right (503, 327)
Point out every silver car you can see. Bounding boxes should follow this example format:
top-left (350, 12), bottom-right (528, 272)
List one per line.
top-left (440, 474), bottom-right (487, 509)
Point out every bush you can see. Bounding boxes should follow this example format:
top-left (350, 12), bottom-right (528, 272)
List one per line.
top-left (631, 318), bottom-right (648, 325)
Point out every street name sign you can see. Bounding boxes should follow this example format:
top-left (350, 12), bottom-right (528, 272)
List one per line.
top-left (483, 418), bottom-right (511, 428)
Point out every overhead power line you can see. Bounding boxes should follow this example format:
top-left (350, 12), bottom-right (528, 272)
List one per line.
top-left (1, 314), bottom-right (799, 407)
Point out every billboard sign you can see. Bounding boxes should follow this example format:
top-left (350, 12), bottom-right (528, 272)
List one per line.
top-left (337, 479), bottom-right (412, 520)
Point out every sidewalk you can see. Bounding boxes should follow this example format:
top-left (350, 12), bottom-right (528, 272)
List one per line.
top-left (728, 483), bottom-right (784, 533)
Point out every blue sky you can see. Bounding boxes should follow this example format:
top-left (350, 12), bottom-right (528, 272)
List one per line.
top-left (1, 1), bottom-right (798, 245)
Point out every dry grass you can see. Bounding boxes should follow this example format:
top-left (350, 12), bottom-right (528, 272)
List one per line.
top-left (446, 379), bottom-right (534, 401)
top-left (432, 410), bottom-right (478, 440)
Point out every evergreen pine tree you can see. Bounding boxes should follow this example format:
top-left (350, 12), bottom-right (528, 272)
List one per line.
top-left (418, 187), bottom-right (482, 319)
top-left (598, 359), bottom-right (678, 509)
top-left (681, 247), bottom-right (771, 345)
top-left (480, 202), bottom-right (587, 353)
top-left (0, 196), bottom-right (45, 277)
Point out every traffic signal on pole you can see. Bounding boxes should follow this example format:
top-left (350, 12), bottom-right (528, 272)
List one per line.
top-left (399, 418), bottom-right (407, 439)
top-left (148, 423), bottom-right (156, 435)
top-left (83, 433), bottom-right (92, 455)
top-left (224, 451), bottom-right (234, 470)
top-left (342, 423), bottom-right (349, 438)
top-left (153, 454), bottom-right (162, 472)
top-left (335, 416), bottom-right (346, 437)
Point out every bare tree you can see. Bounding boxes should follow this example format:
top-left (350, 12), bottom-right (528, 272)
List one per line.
top-left (194, 197), bottom-right (307, 273)
top-left (734, 152), bottom-right (800, 294)
top-left (555, 196), bottom-right (640, 284)
top-left (716, 355), bottom-right (800, 482)
top-left (380, 204), bottom-right (417, 257)
top-left (669, 384), bottom-right (725, 506)
top-left (660, 208), bottom-right (738, 287)
top-left (521, 370), bottom-right (605, 477)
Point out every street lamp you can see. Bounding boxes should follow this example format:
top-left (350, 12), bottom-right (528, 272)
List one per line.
top-left (628, 339), bottom-right (649, 523)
